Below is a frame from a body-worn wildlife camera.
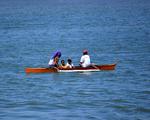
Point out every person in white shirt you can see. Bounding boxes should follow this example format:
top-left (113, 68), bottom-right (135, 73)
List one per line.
top-left (80, 50), bottom-right (91, 67)
top-left (66, 58), bottom-right (74, 68)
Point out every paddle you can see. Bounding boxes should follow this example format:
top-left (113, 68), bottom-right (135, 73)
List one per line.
top-left (90, 63), bottom-right (100, 70)
top-left (54, 67), bottom-right (60, 72)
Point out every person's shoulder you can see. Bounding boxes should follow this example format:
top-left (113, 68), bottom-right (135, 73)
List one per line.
top-left (66, 63), bottom-right (69, 66)
top-left (82, 55), bottom-right (87, 57)
top-left (84, 55), bottom-right (89, 57)
top-left (59, 65), bottom-right (67, 69)
top-left (85, 54), bottom-right (90, 57)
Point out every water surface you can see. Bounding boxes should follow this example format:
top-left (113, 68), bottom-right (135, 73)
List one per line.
top-left (0, 0), bottom-right (150, 120)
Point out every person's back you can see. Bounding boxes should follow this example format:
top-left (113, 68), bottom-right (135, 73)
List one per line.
top-left (80, 50), bottom-right (91, 67)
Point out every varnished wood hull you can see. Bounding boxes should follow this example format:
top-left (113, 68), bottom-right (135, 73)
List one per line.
top-left (25, 64), bottom-right (116, 74)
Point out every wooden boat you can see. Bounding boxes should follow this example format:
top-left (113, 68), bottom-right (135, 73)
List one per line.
top-left (25, 64), bottom-right (116, 74)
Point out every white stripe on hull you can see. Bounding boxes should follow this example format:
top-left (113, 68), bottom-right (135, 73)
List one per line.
top-left (59, 69), bottom-right (100, 72)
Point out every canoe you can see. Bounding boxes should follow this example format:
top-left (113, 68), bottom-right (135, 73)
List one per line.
top-left (25, 64), bottom-right (116, 74)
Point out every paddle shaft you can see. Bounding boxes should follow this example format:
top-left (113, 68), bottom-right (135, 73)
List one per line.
top-left (91, 64), bottom-right (100, 70)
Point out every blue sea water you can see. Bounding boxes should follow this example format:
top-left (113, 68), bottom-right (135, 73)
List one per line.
top-left (0, 0), bottom-right (150, 119)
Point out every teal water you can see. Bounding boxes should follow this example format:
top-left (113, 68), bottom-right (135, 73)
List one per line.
top-left (0, 0), bottom-right (150, 119)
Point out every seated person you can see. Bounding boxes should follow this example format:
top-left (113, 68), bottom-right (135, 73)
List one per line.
top-left (48, 51), bottom-right (61, 67)
top-left (80, 50), bottom-right (91, 67)
top-left (66, 58), bottom-right (74, 68)
top-left (59, 60), bottom-right (67, 68)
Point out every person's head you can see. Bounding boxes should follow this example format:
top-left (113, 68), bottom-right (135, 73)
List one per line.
top-left (61, 60), bottom-right (65, 66)
top-left (67, 59), bottom-right (72, 64)
top-left (83, 49), bottom-right (88, 55)
top-left (56, 51), bottom-right (61, 58)
top-left (53, 51), bottom-right (61, 58)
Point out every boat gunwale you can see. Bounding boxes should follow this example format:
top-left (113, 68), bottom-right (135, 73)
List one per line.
top-left (25, 64), bottom-right (116, 74)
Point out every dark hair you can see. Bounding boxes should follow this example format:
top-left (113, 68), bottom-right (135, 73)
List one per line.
top-left (83, 52), bottom-right (88, 55)
top-left (67, 59), bottom-right (72, 64)
top-left (61, 60), bottom-right (65, 62)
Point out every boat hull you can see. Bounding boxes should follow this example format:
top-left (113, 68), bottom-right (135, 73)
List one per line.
top-left (25, 64), bottom-right (116, 74)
